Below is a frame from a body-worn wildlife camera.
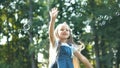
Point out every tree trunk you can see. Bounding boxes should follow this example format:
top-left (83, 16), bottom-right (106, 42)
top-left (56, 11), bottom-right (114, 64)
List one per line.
top-left (94, 35), bottom-right (100, 68)
top-left (28, 0), bottom-right (37, 68)
top-left (94, 26), bottom-right (100, 68)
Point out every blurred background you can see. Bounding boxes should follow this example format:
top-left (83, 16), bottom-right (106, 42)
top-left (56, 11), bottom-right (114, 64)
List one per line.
top-left (0, 0), bottom-right (120, 68)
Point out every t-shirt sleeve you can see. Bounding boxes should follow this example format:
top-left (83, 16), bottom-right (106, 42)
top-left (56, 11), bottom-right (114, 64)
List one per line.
top-left (71, 44), bottom-right (77, 58)
top-left (72, 45), bottom-right (77, 53)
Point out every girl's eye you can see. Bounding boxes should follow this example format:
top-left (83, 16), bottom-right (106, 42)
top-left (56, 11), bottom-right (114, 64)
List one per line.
top-left (60, 29), bottom-right (69, 31)
top-left (60, 29), bottom-right (64, 31)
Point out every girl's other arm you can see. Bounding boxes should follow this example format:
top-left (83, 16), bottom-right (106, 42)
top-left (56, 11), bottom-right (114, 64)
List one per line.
top-left (74, 51), bottom-right (93, 68)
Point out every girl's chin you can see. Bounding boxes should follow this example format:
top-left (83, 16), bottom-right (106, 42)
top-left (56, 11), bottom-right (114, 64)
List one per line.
top-left (60, 38), bottom-right (68, 40)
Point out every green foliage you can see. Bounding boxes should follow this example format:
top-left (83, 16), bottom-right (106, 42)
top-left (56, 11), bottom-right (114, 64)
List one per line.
top-left (0, 0), bottom-right (120, 68)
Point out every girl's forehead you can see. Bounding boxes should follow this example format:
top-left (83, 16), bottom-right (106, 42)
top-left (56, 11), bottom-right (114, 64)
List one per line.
top-left (59, 24), bottom-right (70, 29)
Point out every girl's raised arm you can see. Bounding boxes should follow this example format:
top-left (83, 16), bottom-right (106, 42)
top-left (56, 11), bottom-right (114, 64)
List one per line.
top-left (49, 8), bottom-right (59, 47)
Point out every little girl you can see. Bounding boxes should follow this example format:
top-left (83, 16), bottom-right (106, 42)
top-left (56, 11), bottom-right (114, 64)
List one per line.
top-left (48, 7), bottom-right (93, 68)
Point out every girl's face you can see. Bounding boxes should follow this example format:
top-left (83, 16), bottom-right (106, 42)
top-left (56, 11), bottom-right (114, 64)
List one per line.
top-left (57, 24), bottom-right (70, 40)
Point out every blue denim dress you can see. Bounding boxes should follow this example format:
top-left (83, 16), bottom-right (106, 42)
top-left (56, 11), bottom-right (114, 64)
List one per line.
top-left (57, 43), bottom-right (74, 68)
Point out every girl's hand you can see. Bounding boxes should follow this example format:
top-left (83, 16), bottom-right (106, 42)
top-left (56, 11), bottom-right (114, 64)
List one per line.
top-left (49, 7), bottom-right (59, 21)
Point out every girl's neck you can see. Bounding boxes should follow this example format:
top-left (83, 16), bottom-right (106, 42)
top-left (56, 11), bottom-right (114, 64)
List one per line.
top-left (59, 39), bottom-right (67, 43)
